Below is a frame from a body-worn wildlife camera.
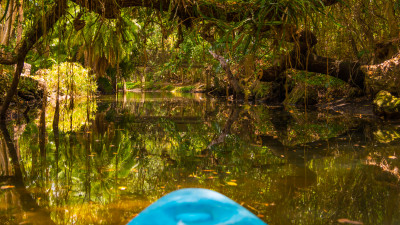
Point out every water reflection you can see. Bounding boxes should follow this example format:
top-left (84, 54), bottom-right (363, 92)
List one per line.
top-left (0, 92), bottom-right (400, 224)
top-left (0, 122), bottom-right (55, 224)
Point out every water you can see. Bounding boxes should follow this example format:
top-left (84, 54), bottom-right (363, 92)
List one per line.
top-left (1, 92), bottom-right (400, 224)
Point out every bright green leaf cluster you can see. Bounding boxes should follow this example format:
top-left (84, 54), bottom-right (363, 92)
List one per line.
top-left (44, 62), bottom-right (97, 97)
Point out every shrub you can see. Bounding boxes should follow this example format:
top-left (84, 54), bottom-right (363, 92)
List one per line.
top-left (44, 62), bottom-right (97, 96)
top-left (117, 81), bottom-right (141, 90)
top-left (177, 85), bottom-right (195, 93)
top-left (97, 77), bottom-right (114, 94)
top-left (162, 84), bottom-right (175, 91)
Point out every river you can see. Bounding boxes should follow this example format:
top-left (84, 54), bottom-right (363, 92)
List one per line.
top-left (0, 92), bottom-right (399, 224)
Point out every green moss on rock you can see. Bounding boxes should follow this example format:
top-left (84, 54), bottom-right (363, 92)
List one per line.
top-left (373, 90), bottom-right (400, 117)
top-left (283, 84), bottom-right (318, 106)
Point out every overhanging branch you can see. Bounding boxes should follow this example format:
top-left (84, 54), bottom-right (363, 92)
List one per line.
top-left (261, 29), bottom-right (366, 90)
top-left (0, 0), bottom-right (67, 64)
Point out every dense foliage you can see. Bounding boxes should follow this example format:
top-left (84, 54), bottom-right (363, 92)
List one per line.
top-left (0, 0), bottom-right (399, 107)
top-left (43, 62), bottom-right (97, 97)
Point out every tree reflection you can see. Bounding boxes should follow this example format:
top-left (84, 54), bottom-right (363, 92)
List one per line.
top-left (1, 93), bottom-right (400, 224)
top-left (0, 121), bottom-right (55, 225)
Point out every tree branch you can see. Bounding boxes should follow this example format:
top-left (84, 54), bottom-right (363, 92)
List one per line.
top-left (261, 29), bottom-right (366, 91)
top-left (0, 0), bottom-right (67, 64)
top-left (209, 50), bottom-right (243, 96)
top-left (207, 107), bottom-right (240, 149)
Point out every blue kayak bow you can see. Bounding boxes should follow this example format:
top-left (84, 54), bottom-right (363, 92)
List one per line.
top-left (128, 188), bottom-right (267, 225)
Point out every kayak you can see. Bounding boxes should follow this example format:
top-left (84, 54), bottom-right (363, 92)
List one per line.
top-left (127, 188), bottom-right (267, 225)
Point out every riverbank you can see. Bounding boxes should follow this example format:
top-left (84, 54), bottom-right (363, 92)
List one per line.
top-left (118, 81), bottom-right (206, 93)
top-left (0, 70), bottom-right (45, 121)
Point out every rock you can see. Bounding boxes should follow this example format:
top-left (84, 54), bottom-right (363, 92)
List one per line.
top-left (17, 91), bottom-right (36, 101)
top-left (373, 90), bottom-right (400, 118)
top-left (362, 54), bottom-right (400, 95)
top-left (22, 63), bottom-right (31, 76)
top-left (283, 84), bottom-right (318, 106)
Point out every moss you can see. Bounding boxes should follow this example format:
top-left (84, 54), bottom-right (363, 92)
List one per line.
top-left (162, 84), bottom-right (175, 91)
top-left (0, 73), bottom-right (10, 100)
top-left (142, 81), bottom-right (164, 91)
top-left (116, 82), bottom-right (191, 92)
top-left (177, 85), bottom-right (195, 93)
top-left (252, 82), bottom-right (271, 99)
top-left (287, 70), bottom-right (352, 102)
top-left (374, 128), bottom-right (400, 143)
top-left (17, 76), bottom-right (43, 101)
top-left (117, 81), bottom-right (141, 90)
top-left (373, 91), bottom-right (400, 117)
top-left (283, 84), bottom-right (318, 106)
top-left (1, 69), bottom-right (44, 102)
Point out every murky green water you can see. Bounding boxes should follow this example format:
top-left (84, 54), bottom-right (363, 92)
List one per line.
top-left (1, 92), bottom-right (400, 224)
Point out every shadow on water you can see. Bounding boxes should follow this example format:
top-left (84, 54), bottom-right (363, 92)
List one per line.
top-left (0, 92), bottom-right (400, 224)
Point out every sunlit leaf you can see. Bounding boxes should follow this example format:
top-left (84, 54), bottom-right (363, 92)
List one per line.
top-left (337, 218), bottom-right (363, 224)
top-left (226, 181), bottom-right (237, 186)
top-left (1, 185), bottom-right (15, 189)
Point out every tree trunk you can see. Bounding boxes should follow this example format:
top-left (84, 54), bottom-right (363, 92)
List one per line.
top-left (0, 59), bottom-right (24, 121)
top-left (206, 107), bottom-right (240, 149)
top-left (0, 0), bottom-right (67, 65)
top-left (209, 50), bottom-right (243, 97)
top-left (122, 77), bottom-right (127, 93)
top-left (0, 122), bottom-right (56, 224)
top-left (0, 0), bottom-right (66, 120)
top-left (0, 0), bottom-right (15, 45)
top-left (17, 0), bottom-right (23, 42)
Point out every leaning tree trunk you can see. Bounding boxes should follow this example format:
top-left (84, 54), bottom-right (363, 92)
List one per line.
top-left (0, 0), bottom-right (66, 120)
top-left (0, 59), bottom-right (24, 121)
top-left (0, 0), bottom-right (15, 46)
top-left (209, 50), bottom-right (244, 98)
